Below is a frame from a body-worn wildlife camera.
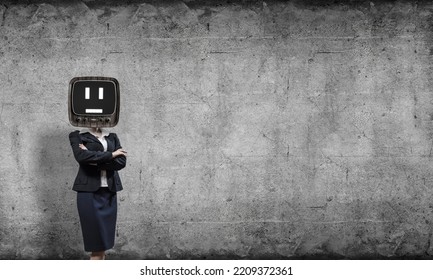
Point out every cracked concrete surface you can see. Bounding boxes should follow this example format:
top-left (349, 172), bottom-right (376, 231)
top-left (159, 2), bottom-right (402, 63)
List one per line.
top-left (1, 0), bottom-right (433, 259)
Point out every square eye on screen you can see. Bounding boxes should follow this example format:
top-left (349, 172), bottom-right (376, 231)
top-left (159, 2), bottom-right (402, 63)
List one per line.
top-left (71, 80), bottom-right (116, 115)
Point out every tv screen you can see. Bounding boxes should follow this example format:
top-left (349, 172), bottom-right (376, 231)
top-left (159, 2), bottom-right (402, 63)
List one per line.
top-left (68, 77), bottom-right (120, 127)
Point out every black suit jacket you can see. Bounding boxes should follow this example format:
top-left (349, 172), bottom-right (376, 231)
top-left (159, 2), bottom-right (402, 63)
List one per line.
top-left (69, 130), bottom-right (126, 192)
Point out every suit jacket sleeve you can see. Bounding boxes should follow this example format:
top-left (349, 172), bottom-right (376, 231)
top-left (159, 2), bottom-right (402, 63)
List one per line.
top-left (69, 130), bottom-right (113, 164)
top-left (98, 133), bottom-right (127, 171)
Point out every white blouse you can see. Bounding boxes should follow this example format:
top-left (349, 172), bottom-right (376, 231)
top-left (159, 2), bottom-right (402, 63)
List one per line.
top-left (97, 136), bottom-right (109, 187)
top-left (86, 128), bottom-right (109, 187)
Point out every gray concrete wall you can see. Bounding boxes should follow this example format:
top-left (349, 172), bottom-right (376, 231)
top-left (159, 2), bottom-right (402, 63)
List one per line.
top-left (1, 0), bottom-right (433, 259)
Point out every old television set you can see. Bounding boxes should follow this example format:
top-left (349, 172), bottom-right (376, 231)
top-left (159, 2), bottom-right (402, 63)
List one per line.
top-left (68, 77), bottom-right (120, 127)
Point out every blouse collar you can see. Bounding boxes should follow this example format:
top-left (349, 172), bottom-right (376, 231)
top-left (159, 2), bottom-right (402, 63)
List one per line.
top-left (80, 128), bottom-right (110, 137)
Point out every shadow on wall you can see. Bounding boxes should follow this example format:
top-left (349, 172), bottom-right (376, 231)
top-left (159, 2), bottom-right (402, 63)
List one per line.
top-left (33, 128), bottom-right (86, 259)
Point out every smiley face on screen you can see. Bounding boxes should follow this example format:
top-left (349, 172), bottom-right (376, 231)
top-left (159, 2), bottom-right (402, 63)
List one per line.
top-left (68, 77), bottom-right (120, 127)
top-left (72, 81), bottom-right (116, 115)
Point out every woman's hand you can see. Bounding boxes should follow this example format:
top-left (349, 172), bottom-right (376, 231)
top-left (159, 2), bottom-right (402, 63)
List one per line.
top-left (79, 144), bottom-right (88, 150)
top-left (112, 149), bottom-right (127, 158)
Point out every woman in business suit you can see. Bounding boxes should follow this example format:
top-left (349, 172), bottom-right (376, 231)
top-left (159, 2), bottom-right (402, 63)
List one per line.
top-left (69, 128), bottom-right (127, 260)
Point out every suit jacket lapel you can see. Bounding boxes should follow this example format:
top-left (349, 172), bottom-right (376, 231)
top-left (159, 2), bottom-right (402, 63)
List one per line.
top-left (80, 133), bottom-right (99, 144)
top-left (106, 135), bottom-right (114, 152)
top-left (80, 132), bottom-right (114, 151)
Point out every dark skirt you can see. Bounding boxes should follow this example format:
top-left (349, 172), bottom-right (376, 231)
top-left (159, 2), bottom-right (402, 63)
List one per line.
top-left (77, 187), bottom-right (117, 252)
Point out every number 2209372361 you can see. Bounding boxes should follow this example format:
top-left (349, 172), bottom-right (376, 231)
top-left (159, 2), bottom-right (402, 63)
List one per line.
top-left (233, 266), bottom-right (293, 276)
